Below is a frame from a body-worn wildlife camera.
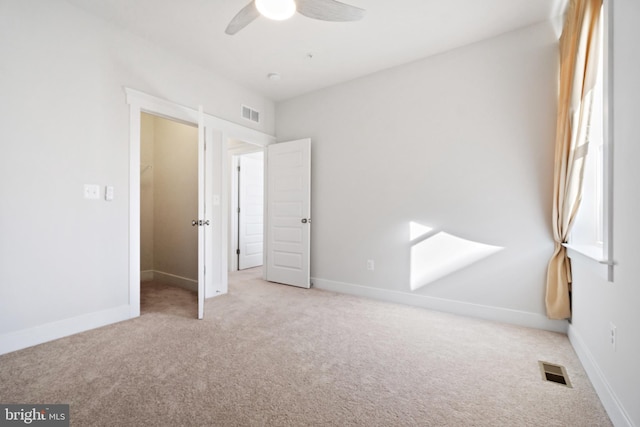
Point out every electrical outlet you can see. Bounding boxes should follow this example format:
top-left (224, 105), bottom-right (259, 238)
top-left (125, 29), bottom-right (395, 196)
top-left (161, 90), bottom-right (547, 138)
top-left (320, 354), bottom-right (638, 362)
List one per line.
top-left (367, 259), bottom-right (375, 271)
top-left (609, 322), bottom-right (617, 351)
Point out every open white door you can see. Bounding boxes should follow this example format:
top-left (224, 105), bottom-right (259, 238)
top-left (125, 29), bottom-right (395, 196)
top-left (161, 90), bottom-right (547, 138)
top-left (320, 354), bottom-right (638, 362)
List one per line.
top-left (238, 152), bottom-right (264, 270)
top-left (196, 106), bottom-right (213, 319)
top-left (266, 139), bottom-right (311, 288)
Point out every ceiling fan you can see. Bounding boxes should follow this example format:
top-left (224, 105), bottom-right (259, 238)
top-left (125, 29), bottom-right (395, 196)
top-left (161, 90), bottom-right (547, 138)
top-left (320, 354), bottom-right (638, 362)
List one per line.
top-left (225, 0), bottom-right (366, 35)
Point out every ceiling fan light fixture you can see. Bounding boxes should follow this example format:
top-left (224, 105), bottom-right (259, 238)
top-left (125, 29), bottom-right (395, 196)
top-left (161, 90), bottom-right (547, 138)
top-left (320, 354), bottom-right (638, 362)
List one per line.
top-left (255, 0), bottom-right (296, 21)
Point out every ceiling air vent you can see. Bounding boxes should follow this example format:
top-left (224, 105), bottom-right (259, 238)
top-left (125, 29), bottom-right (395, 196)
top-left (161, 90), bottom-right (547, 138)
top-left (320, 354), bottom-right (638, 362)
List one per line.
top-left (539, 361), bottom-right (572, 388)
top-left (241, 105), bottom-right (260, 124)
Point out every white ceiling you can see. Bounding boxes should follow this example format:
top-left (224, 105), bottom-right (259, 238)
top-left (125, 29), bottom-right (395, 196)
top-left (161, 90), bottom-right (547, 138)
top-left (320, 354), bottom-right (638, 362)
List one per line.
top-left (66, 0), bottom-right (564, 101)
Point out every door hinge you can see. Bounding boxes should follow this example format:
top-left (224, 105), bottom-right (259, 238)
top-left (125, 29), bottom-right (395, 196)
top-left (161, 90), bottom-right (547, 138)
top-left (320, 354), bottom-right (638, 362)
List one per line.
top-left (237, 207), bottom-right (240, 213)
top-left (237, 166), bottom-right (241, 172)
top-left (236, 249), bottom-right (240, 255)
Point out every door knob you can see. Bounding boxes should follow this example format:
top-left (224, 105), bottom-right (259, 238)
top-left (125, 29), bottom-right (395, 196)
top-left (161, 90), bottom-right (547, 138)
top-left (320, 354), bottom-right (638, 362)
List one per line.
top-left (301, 218), bottom-right (310, 224)
top-left (192, 220), bottom-right (198, 226)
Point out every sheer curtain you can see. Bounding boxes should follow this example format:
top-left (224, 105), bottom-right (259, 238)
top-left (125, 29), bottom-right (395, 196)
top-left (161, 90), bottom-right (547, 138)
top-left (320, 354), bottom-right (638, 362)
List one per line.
top-left (546, 0), bottom-right (602, 320)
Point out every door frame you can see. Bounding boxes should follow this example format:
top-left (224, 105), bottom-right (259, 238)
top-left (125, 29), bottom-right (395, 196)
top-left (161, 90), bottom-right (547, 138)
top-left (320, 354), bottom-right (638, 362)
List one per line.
top-left (125, 88), bottom-right (275, 318)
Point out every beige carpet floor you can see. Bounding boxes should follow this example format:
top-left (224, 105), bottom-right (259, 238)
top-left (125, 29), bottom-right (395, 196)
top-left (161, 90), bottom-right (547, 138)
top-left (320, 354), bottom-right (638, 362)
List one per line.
top-left (0, 268), bottom-right (612, 426)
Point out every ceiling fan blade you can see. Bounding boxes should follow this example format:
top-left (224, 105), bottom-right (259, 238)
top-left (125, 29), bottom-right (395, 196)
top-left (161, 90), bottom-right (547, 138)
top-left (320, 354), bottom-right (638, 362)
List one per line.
top-left (225, 1), bottom-right (260, 35)
top-left (296, 0), bottom-right (365, 22)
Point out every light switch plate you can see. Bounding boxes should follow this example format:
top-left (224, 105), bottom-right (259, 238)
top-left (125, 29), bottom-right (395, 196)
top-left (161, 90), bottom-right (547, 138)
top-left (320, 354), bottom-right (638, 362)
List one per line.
top-left (84, 184), bottom-right (100, 200)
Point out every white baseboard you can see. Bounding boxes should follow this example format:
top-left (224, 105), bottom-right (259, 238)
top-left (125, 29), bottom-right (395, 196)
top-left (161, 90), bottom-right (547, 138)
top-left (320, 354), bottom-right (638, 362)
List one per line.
top-left (140, 270), bottom-right (154, 282)
top-left (311, 277), bottom-right (568, 333)
top-left (0, 305), bottom-right (131, 356)
top-left (153, 270), bottom-right (197, 292)
top-left (568, 325), bottom-right (635, 427)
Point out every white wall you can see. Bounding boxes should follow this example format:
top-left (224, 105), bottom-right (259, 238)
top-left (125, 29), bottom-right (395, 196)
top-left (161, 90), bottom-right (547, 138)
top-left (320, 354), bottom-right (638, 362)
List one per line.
top-left (276, 22), bottom-right (564, 330)
top-left (568, 1), bottom-right (640, 426)
top-left (0, 0), bottom-right (274, 350)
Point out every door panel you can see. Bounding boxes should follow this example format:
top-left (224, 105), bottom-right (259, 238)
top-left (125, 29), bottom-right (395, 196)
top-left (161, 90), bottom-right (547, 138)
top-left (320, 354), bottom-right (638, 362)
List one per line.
top-left (266, 139), bottom-right (311, 288)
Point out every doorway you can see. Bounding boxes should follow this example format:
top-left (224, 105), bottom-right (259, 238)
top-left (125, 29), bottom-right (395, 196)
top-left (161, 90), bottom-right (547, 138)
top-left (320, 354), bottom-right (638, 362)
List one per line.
top-left (126, 88), bottom-right (275, 319)
top-left (228, 140), bottom-right (265, 272)
top-left (140, 113), bottom-right (199, 316)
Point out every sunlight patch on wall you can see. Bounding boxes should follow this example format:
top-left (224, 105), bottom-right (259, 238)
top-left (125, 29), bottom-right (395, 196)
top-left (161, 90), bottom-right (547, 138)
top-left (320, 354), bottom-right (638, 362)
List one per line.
top-left (409, 223), bottom-right (503, 291)
top-left (410, 221), bottom-right (434, 241)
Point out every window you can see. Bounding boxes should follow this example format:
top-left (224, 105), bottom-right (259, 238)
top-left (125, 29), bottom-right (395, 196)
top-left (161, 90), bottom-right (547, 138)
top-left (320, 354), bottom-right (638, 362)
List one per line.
top-left (567, 2), bottom-right (613, 281)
